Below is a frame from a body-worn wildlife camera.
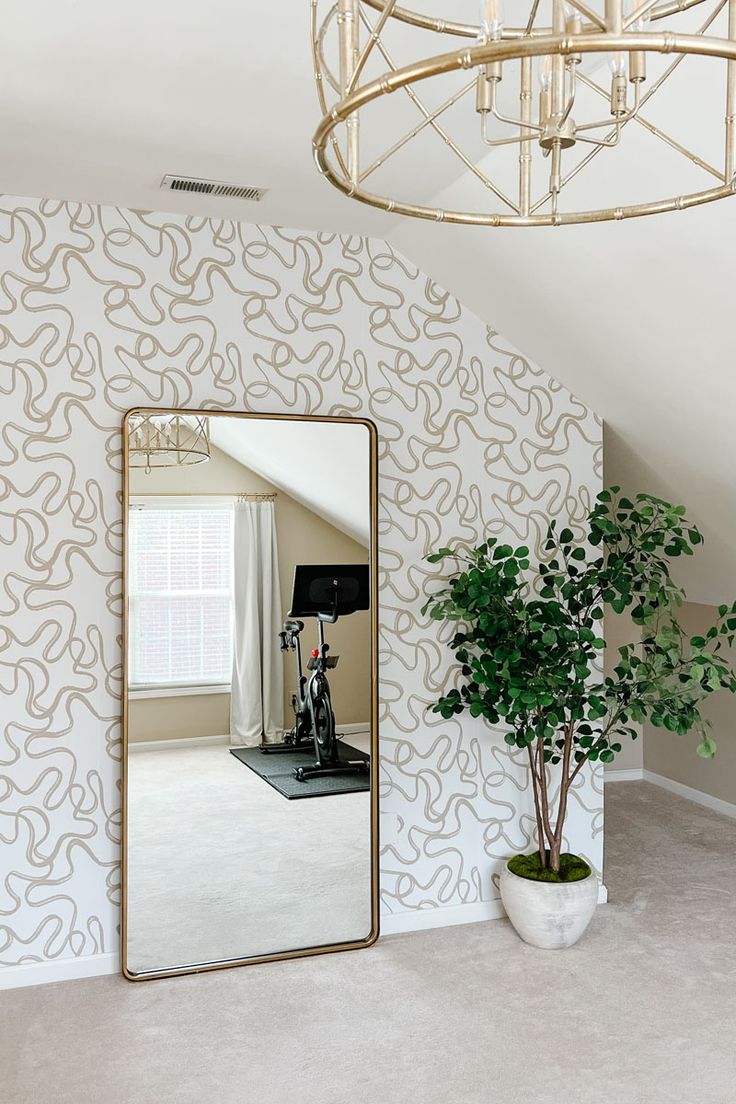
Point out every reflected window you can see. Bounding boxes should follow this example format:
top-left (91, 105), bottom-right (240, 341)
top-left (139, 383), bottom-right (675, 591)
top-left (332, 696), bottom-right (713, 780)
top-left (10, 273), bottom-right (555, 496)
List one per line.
top-left (128, 501), bottom-right (234, 691)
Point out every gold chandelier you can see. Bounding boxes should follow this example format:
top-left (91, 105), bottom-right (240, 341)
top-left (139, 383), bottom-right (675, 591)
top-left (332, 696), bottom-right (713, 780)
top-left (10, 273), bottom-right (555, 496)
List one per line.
top-left (128, 413), bottom-right (211, 472)
top-left (311, 0), bottom-right (736, 225)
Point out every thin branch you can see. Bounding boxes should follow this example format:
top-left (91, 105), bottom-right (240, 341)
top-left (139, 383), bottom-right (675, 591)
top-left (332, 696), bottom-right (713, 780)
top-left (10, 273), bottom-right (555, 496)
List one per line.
top-left (527, 742), bottom-right (546, 865)
top-left (537, 735), bottom-right (555, 852)
top-left (554, 721), bottom-right (575, 855)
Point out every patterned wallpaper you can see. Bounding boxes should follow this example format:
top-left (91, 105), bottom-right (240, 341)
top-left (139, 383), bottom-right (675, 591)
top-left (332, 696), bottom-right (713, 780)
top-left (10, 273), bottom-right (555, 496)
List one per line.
top-left (0, 196), bottom-right (602, 974)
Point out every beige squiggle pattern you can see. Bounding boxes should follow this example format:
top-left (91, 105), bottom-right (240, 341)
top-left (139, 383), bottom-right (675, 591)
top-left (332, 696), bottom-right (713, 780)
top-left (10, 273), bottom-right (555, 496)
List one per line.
top-left (0, 197), bottom-right (602, 966)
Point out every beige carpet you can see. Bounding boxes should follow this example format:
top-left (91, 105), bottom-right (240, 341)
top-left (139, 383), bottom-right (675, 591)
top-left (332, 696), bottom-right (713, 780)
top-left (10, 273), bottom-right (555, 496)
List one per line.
top-left (5, 782), bottom-right (736, 1104)
top-left (126, 742), bottom-right (372, 973)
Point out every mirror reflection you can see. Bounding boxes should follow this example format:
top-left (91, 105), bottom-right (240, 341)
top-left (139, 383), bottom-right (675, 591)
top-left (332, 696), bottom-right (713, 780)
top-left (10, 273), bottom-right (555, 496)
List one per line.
top-left (124, 411), bottom-right (375, 977)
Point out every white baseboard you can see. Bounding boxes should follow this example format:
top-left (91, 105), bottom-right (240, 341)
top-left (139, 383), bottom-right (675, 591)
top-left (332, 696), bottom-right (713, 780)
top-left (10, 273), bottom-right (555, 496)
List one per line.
top-left (129, 734), bottom-right (229, 752)
top-left (129, 724), bottom-right (371, 754)
top-left (607, 764), bottom-right (736, 819)
top-left (643, 770), bottom-right (736, 820)
top-left (604, 766), bottom-right (736, 820)
top-left (381, 884), bottom-right (608, 935)
top-left (604, 767), bottom-right (644, 782)
top-left (0, 951), bottom-right (119, 991)
top-left (381, 899), bottom-right (507, 935)
top-left (4, 887), bottom-right (612, 988)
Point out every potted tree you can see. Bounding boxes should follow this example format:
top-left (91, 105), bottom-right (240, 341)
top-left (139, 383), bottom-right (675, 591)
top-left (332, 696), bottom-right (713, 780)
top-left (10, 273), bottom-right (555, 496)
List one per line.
top-left (423, 488), bottom-right (736, 949)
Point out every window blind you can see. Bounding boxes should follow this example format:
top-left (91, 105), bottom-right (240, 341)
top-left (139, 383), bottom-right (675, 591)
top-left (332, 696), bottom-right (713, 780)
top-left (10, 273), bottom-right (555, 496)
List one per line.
top-left (128, 504), bottom-right (234, 690)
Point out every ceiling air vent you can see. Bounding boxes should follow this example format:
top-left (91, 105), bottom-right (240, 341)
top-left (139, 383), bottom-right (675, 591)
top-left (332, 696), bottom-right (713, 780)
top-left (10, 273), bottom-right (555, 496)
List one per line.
top-left (160, 175), bottom-right (267, 202)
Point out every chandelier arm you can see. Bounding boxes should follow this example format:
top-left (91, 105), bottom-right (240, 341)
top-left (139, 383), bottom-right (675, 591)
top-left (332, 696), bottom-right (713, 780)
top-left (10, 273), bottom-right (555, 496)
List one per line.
top-left (524, 0), bottom-right (543, 36)
top-left (635, 113), bottom-right (727, 178)
top-left (559, 81), bottom-right (576, 127)
top-left (574, 77), bottom-right (641, 129)
top-left (490, 98), bottom-right (544, 132)
top-left (311, 1), bottom-right (352, 182)
top-left (316, 28), bottom-right (735, 133)
top-left (537, 21), bottom-right (727, 205)
top-left (359, 0), bottom-right (600, 36)
top-left (648, 0), bottom-right (711, 21)
top-left (624, 0), bottom-right (666, 28)
top-left (520, 55), bottom-right (533, 215)
top-left (565, 0), bottom-right (608, 30)
top-left (357, 5), bottom-right (521, 212)
top-left (530, 130), bottom-right (619, 212)
top-left (640, 0), bottom-right (729, 104)
top-left (361, 0), bottom-right (477, 36)
top-left (550, 141), bottom-right (562, 215)
top-left (552, 0), bottom-right (566, 116)
top-left (337, 0), bottom-right (360, 181)
top-left (726, 0), bottom-right (736, 179)
top-left (576, 69), bottom-right (725, 177)
top-left (316, 2), bottom-right (342, 93)
top-left (574, 128), bottom-right (623, 146)
top-left (398, 93), bottom-right (521, 213)
top-left (359, 78), bottom-right (476, 181)
top-left (571, 0), bottom-right (728, 131)
top-left (360, 0), bottom-right (710, 37)
top-left (346, 0), bottom-right (398, 94)
top-left (483, 117), bottom-right (542, 147)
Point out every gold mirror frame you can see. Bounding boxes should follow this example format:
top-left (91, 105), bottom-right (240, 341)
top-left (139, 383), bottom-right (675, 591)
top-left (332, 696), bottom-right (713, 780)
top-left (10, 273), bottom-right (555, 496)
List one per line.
top-left (121, 408), bottom-right (380, 981)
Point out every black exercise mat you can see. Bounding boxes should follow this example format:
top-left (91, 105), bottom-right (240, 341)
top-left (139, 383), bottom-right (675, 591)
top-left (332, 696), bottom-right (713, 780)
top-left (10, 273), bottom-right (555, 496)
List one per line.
top-left (229, 741), bottom-right (370, 799)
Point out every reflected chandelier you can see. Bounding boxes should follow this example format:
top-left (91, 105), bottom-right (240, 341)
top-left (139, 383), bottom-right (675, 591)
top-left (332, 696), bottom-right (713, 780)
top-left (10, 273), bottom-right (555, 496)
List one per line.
top-left (311, 0), bottom-right (736, 225)
top-left (127, 413), bottom-right (211, 472)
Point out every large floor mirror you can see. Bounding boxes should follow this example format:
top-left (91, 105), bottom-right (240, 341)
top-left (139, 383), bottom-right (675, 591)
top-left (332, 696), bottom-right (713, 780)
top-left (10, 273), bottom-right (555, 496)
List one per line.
top-left (122, 409), bottom-right (378, 979)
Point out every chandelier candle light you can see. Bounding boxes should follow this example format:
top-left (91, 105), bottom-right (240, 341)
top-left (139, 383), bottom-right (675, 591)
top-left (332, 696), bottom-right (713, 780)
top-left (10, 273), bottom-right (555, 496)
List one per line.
top-left (127, 413), bottom-right (211, 472)
top-left (311, 0), bottom-right (736, 225)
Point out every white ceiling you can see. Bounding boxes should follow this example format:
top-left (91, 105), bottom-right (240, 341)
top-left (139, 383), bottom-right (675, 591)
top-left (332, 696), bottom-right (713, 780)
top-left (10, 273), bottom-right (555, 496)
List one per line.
top-left (1, 0), bottom-right (398, 235)
top-left (210, 417), bottom-right (371, 547)
top-left (3, 1), bottom-right (734, 602)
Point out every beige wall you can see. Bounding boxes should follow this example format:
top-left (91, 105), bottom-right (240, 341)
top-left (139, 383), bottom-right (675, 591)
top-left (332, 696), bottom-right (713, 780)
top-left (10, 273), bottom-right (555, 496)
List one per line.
top-left (644, 602), bottom-right (736, 804)
top-left (128, 439), bottom-right (371, 742)
top-left (275, 501), bottom-right (370, 733)
top-left (603, 611), bottom-right (644, 773)
top-left (128, 693), bottom-right (230, 743)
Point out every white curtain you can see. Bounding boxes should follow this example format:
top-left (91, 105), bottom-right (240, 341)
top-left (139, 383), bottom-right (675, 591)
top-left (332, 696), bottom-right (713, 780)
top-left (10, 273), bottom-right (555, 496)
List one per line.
top-left (230, 501), bottom-right (284, 747)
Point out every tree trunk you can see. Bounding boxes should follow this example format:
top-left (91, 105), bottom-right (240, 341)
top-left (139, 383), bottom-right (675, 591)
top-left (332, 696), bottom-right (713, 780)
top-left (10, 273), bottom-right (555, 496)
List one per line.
top-left (548, 724), bottom-right (574, 873)
top-left (536, 736), bottom-right (555, 867)
top-left (527, 745), bottom-right (547, 868)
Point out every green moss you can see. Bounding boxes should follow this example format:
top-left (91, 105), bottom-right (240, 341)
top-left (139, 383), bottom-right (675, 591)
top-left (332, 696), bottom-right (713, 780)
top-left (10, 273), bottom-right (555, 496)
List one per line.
top-left (507, 851), bottom-right (592, 883)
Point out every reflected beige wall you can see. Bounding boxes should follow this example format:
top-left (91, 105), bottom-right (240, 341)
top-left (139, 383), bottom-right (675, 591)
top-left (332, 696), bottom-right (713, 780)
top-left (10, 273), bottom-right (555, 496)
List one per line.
top-left (603, 611), bottom-right (643, 773)
top-left (128, 693), bottom-right (230, 743)
top-left (644, 602), bottom-right (736, 804)
top-left (128, 437), bottom-right (371, 743)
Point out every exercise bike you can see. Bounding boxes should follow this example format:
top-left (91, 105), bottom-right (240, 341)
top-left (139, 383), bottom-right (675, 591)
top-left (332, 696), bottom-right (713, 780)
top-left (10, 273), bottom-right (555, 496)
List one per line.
top-left (259, 619), bottom-right (313, 755)
top-left (293, 611), bottom-right (368, 783)
top-left (267, 564), bottom-right (371, 783)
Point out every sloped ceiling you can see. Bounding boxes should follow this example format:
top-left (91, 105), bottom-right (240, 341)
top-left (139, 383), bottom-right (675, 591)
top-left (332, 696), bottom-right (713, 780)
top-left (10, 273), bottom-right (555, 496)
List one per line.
top-left (389, 201), bottom-right (736, 605)
top-left (210, 418), bottom-right (371, 548)
top-left (2, 0), bottom-right (733, 601)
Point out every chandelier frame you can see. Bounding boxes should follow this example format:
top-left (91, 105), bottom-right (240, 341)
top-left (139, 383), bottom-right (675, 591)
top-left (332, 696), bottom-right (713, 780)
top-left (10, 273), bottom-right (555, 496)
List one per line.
top-left (127, 412), bottom-right (211, 471)
top-left (311, 0), bottom-right (736, 227)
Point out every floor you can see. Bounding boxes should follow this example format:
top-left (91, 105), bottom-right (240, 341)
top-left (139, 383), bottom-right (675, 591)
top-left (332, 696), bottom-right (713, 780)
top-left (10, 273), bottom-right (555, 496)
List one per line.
top-left (5, 782), bottom-right (736, 1104)
top-left (127, 742), bottom-right (371, 973)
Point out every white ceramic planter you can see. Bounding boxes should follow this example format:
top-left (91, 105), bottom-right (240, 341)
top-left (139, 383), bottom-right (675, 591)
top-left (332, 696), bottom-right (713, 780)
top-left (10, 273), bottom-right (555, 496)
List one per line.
top-left (499, 861), bottom-right (599, 949)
